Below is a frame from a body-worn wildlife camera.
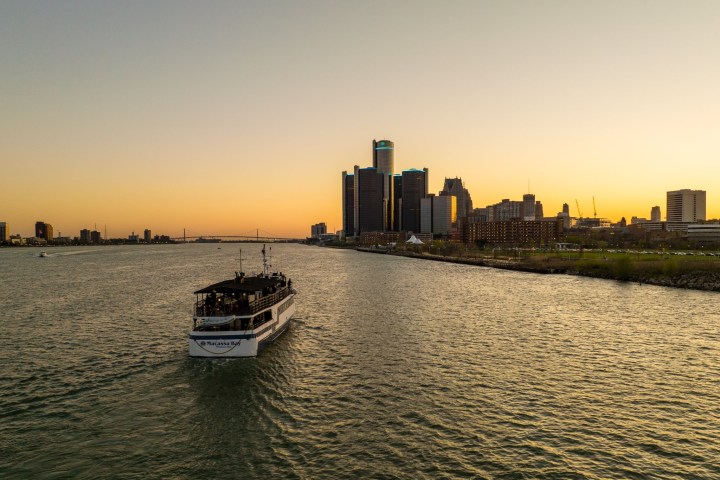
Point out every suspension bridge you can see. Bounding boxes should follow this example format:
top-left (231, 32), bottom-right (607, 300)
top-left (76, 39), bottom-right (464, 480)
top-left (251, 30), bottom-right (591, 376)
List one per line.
top-left (170, 228), bottom-right (304, 243)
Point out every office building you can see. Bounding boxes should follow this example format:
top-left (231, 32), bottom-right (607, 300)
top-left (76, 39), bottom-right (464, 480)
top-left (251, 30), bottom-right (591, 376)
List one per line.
top-left (0, 222), bottom-right (8, 242)
top-left (667, 189), bottom-right (706, 222)
top-left (522, 194), bottom-right (536, 221)
top-left (311, 223), bottom-right (327, 238)
top-left (439, 178), bottom-right (473, 220)
top-left (373, 139), bottom-right (394, 175)
top-left (432, 195), bottom-right (457, 235)
top-left (535, 201), bottom-right (544, 220)
top-left (80, 229), bottom-right (91, 243)
top-left (393, 174), bottom-right (403, 231)
top-left (401, 168), bottom-right (429, 233)
top-left (687, 223), bottom-right (720, 245)
top-left (90, 231), bottom-right (102, 243)
top-left (421, 195), bottom-right (457, 236)
top-left (373, 140), bottom-right (395, 230)
top-left (651, 206), bottom-right (661, 222)
top-left (341, 171), bottom-right (355, 237)
top-left (144, 229), bottom-right (152, 243)
top-left (356, 167), bottom-right (385, 233)
top-left (420, 197), bottom-right (433, 234)
top-left (35, 221), bottom-right (53, 242)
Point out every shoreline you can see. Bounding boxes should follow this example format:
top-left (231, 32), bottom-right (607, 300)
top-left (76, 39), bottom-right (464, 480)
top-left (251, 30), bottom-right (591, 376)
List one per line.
top-left (358, 248), bottom-right (720, 292)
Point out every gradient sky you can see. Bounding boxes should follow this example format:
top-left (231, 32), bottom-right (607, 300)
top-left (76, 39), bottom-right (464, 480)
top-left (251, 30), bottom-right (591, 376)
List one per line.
top-left (2, 1), bottom-right (719, 238)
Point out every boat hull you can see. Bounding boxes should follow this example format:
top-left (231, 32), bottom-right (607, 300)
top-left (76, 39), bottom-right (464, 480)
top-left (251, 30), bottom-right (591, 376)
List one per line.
top-left (188, 294), bottom-right (295, 358)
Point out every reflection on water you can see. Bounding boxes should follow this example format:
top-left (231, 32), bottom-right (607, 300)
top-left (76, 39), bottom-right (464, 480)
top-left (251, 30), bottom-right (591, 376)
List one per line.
top-left (1, 244), bottom-right (719, 479)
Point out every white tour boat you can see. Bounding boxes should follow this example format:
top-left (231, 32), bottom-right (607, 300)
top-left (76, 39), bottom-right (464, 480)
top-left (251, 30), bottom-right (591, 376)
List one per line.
top-left (188, 246), bottom-right (296, 358)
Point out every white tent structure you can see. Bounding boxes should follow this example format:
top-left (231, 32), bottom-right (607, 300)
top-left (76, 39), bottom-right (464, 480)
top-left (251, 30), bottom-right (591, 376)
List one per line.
top-left (406, 235), bottom-right (424, 245)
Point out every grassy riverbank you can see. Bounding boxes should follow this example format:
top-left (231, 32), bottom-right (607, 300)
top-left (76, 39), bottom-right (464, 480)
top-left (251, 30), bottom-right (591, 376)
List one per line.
top-left (383, 248), bottom-right (720, 292)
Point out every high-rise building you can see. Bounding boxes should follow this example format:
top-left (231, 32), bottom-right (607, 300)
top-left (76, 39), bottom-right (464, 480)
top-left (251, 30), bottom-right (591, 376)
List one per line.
top-left (144, 229), bottom-right (152, 243)
top-left (440, 178), bottom-right (473, 220)
top-left (401, 168), bottom-right (429, 233)
top-left (372, 139), bottom-right (394, 175)
top-left (311, 223), bottom-right (327, 238)
top-left (433, 195), bottom-right (456, 235)
top-left (535, 201), bottom-right (544, 220)
top-left (341, 171), bottom-right (355, 237)
top-left (393, 174), bottom-right (403, 231)
top-left (0, 222), bottom-right (8, 242)
top-left (80, 229), bottom-right (91, 243)
top-left (90, 231), bottom-right (102, 243)
top-left (488, 199), bottom-right (522, 222)
top-left (356, 167), bottom-right (385, 233)
top-left (522, 194), bottom-right (536, 221)
top-left (35, 221), bottom-right (53, 241)
top-left (421, 195), bottom-right (457, 235)
top-left (666, 189), bottom-right (706, 222)
top-left (373, 140), bottom-right (395, 231)
top-left (563, 203), bottom-right (570, 215)
top-left (651, 206), bottom-right (661, 222)
top-left (420, 197), bottom-right (433, 234)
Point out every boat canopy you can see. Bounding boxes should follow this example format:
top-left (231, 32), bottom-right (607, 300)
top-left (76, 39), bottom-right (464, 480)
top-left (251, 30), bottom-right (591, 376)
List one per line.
top-left (194, 276), bottom-right (283, 295)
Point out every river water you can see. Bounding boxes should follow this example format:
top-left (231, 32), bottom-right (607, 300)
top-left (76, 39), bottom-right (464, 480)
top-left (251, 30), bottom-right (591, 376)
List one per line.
top-left (1, 244), bottom-right (718, 479)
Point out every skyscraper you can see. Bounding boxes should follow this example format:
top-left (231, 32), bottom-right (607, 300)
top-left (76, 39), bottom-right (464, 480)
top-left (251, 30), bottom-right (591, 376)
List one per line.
top-left (440, 177), bottom-right (473, 220)
top-left (357, 167), bottom-right (385, 233)
top-left (373, 140), bottom-right (395, 230)
top-left (342, 170), bottom-right (355, 237)
top-left (372, 139), bottom-right (394, 175)
top-left (393, 174), bottom-right (403, 231)
top-left (0, 222), bottom-right (8, 242)
top-left (144, 229), bottom-right (152, 243)
top-left (401, 168), bottom-right (429, 233)
top-left (666, 189), bottom-right (706, 222)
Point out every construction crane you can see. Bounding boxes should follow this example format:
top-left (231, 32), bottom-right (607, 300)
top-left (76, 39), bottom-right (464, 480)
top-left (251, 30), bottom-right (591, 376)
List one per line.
top-left (575, 199), bottom-right (583, 218)
top-left (593, 196), bottom-right (597, 219)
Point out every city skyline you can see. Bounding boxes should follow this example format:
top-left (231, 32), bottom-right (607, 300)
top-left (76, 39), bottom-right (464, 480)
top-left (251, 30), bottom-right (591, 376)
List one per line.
top-left (3, 1), bottom-right (720, 237)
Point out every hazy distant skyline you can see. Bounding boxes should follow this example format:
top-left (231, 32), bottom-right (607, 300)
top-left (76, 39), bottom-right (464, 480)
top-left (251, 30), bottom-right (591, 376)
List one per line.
top-left (3, 1), bottom-right (719, 237)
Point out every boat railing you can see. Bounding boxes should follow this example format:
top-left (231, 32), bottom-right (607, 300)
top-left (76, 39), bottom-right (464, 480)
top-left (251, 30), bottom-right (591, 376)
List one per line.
top-left (194, 287), bottom-right (291, 317)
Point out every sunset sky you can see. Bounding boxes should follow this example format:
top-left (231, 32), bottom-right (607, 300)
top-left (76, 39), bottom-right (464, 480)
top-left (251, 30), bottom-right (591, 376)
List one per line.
top-left (2, 1), bottom-right (719, 238)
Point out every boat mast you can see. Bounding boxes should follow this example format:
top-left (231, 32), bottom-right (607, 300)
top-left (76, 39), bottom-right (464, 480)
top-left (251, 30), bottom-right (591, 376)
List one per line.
top-left (262, 244), bottom-right (271, 277)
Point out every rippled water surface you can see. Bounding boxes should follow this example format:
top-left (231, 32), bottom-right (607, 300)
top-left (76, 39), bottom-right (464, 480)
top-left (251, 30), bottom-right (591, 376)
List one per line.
top-left (1, 244), bottom-right (719, 479)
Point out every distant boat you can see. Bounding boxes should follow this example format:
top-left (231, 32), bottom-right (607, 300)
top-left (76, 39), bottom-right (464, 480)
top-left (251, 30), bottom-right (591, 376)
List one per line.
top-left (188, 245), bottom-right (296, 358)
top-left (39, 251), bottom-right (48, 258)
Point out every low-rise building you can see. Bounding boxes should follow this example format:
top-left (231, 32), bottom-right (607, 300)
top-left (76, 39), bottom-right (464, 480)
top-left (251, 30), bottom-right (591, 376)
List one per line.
top-left (687, 223), bottom-right (720, 245)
